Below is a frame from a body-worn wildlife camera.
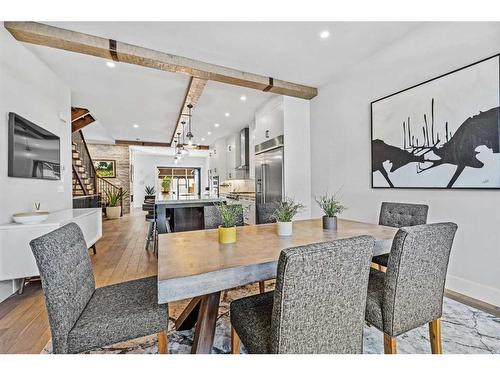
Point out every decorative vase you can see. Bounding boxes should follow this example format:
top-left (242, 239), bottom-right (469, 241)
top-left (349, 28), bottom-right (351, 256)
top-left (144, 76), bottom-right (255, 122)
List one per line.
top-left (106, 206), bottom-right (122, 219)
top-left (277, 221), bottom-right (293, 236)
top-left (322, 216), bottom-right (337, 230)
top-left (219, 226), bottom-right (237, 244)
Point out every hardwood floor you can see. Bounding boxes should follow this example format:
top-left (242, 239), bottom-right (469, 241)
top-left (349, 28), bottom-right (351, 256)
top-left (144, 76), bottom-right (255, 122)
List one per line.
top-left (0, 208), bottom-right (498, 353)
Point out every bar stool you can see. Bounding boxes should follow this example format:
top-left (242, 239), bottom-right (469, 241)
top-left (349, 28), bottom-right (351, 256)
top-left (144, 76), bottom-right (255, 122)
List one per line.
top-left (143, 202), bottom-right (156, 252)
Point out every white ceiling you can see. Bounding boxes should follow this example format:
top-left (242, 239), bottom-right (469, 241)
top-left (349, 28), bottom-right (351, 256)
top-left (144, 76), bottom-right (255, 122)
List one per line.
top-left (23, 22), bottom-right (422, 145)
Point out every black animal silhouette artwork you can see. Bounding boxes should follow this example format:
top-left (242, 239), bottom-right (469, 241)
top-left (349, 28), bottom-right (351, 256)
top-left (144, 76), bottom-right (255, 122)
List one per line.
top-left (372, 99), bottom-right (500, 188)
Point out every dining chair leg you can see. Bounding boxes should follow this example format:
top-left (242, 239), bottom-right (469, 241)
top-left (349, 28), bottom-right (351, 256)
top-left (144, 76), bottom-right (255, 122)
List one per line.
top-left (429, 319), bottom-right (442, 354)
top-left (231, 326), bottom-right (240, 354)
top-left (157, 330), bottom-right (168, 354)
top-left (383, 334), bottom-right (397, 354)
top-left (259, 281), bottom-right (265, 294)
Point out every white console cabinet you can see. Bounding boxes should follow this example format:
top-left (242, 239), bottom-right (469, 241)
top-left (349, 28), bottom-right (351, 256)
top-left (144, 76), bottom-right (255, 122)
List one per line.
top-left (0, 208), bottom-right (102, 283)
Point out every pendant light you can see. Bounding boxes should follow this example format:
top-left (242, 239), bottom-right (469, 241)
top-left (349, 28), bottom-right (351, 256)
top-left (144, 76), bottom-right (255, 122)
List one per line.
top-left (186, 104), bottom-right (194, 146)
top-left (180, 121), bottom-right (189, 155)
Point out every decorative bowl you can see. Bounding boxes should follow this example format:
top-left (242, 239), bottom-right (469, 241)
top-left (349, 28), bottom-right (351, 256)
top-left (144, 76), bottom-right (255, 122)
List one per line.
top-left (12, 211), bottom-right (50, 225)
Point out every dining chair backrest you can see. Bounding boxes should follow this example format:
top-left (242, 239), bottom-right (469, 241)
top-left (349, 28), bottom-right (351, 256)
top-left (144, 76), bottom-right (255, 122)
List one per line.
top-left (270, 236), bottom-right (375, 354)
top-left (383, 222), bottom-right (458, 336)
top-left (379, 202), bottom-right (428, 228)
top-left (29, 223), bottom-right (96, 353)
top-left (256, 202), bottom-right (280, 224)
top-left (203, 205), bottom-right (244, 229)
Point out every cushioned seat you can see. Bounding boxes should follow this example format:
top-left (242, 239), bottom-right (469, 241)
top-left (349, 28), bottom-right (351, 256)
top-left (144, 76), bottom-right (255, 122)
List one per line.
top-left (365, 223), bottom-right (458, 354)
top-left (67, 276), bottom-right (167, 353)
top-left (30, 223), bottom-right (169, 354)
top-left (230, 291), bottom-right (274, 354)
top-left (230, 236), bottom-right (375, 354)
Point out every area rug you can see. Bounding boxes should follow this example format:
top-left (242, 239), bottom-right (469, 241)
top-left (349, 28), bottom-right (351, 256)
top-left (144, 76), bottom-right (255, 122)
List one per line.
top-left (42, 284), bottom-right (500, 354)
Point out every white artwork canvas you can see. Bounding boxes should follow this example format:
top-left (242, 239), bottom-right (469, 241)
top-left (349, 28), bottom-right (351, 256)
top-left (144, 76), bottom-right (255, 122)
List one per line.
top-left (371, 55), bottom-right (500, 188)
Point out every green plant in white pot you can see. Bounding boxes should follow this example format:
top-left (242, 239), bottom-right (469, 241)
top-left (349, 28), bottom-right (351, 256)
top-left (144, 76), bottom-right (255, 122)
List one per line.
top-left (272, 198), bottom-right (304, 236)
top-left (315, 193), bottom-right (346, 230)
top-left (104, 189), bottom-right (128, 219)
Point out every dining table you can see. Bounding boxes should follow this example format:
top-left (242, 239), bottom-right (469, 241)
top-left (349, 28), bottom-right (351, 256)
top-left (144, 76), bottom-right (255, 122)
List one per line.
top-left (157, 218), bottom-right (399, 354)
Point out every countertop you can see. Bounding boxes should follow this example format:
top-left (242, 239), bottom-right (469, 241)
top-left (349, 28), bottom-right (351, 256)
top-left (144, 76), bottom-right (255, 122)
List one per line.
top-left (0, 208), bottom-right (101, 229)
top-left (155, 197), bottom-right (226, 206)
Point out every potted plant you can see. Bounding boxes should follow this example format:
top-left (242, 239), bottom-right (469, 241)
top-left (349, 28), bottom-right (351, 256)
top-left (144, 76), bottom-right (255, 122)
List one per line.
top-left (272, 198), bottom-right (304, 236)
top-left (315, 193), bottom-right (346, 230)
top-left (216, 203), bottom-right (243, 244)
top-left (104, 189), bottom-right (128, 219)
top-left (144, 185), bottom-right (156, 199)
top-left (161, 176), bottom-right (172, 194)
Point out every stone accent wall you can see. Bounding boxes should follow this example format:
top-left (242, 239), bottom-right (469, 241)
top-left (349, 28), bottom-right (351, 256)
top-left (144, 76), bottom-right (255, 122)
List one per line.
top-left (87, 143), bottom-right (131, 214)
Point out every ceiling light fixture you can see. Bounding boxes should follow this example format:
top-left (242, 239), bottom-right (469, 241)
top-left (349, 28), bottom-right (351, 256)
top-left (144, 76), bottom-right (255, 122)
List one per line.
top-left (320, 30), bottom-right (330, 39)
top-left (207, 131), bottom-right (212, 135)
top-left (133, 124), bottom-right (139, 128)
top-left (224, 112), bottom-right (230, 117)
top-left (201, 137), bottom-right (206, 141)
top-left (106, 61), bottom-right (116, 68)
top-left (240, 96), bottom-right (246, 101)
top-left (185, 104), bottom-right (194, 146)
top-left (214, 123), bottom-right (220, 127)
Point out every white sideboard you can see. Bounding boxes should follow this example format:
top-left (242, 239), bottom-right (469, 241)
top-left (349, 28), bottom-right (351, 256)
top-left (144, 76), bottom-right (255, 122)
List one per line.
top-left (0, 208), bottom-right (102, 282)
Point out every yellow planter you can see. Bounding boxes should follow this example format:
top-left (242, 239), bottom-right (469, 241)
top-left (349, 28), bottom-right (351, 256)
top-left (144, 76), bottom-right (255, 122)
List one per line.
top-left (218, 226), bottom-right (237, 244)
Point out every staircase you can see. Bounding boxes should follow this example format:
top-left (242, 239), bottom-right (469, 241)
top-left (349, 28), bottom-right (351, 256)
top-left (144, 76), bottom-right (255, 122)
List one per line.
top-left (72, 130), bottom-right (123, 215)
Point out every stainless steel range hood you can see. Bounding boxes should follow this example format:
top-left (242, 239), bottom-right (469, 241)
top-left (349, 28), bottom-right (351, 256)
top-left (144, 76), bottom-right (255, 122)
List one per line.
top-left (236, 127), bottom-right (249, 170)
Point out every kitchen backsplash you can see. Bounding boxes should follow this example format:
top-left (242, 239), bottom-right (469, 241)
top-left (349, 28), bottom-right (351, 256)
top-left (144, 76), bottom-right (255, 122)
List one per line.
top-left (220, 179), bottom-right (255, 193)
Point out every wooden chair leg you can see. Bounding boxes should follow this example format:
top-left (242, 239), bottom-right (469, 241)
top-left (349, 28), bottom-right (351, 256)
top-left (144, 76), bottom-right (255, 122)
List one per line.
top-left (231, 326), bottom-right (240, 354)
top-left (259, 281), bottom-right (265, 294)
top-left (157, 330), bottom-right (168, 354)
top-left (429, 319), bottom-right (442, 354)
top-left (383, 334), bottom-right (397, 354)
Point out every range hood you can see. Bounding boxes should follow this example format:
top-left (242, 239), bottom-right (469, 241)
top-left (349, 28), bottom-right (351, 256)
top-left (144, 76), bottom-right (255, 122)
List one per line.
top-left (236, 127), bottom-right (249, 170)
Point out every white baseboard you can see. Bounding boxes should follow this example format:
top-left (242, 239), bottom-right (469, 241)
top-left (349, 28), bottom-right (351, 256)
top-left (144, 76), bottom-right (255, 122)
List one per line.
top-left (446, 275), bottom-right (500, 308)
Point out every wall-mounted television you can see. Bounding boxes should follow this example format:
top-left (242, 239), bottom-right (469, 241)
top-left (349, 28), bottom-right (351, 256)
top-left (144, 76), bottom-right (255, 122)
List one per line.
top-left (8, 112), bottom-right (61, 180)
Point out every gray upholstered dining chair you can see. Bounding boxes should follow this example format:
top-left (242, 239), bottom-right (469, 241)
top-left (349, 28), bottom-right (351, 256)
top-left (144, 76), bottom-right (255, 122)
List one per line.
top-left (203, 205), bottom-right (244, 229)
top-left (365, 222), bottom-right (458, 354)
top-left (256, 202), bottom-right (280, 224)
top-left (372, 202), bottom-right (428, 269)
top-left (29, 223), bottom-right (169, 354)
top-left (230, 235), bottom-right (375, 354)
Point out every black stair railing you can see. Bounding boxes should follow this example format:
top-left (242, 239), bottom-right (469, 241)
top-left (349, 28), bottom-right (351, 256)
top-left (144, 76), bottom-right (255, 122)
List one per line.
top-left (72, 130), bottom-right (123, 215)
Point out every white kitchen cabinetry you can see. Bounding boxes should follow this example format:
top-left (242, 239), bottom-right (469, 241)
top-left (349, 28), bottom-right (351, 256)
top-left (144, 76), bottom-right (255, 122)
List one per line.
top-left (225, 134), bottom-right (237, 180)
top-left (254, 96), bottom-right (284, 146)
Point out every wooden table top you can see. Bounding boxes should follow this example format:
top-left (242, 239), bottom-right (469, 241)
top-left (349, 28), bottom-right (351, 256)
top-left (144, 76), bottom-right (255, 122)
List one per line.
top-left (157, 218), bottom-right (398, 303)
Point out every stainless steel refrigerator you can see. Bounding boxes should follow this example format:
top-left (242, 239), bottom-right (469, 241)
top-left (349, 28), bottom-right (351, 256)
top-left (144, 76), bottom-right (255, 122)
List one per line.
top-left (255, 135), bottom-right (284, 204)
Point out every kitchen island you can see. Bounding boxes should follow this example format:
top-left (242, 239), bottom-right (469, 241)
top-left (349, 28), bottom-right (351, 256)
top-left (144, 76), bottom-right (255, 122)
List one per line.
top-left (155, 197), bottom-right (226, 233)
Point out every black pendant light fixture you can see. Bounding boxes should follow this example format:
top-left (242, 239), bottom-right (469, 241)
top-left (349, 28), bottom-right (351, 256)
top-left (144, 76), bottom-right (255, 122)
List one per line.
top-left (186, 104), bottom-right (194, 146)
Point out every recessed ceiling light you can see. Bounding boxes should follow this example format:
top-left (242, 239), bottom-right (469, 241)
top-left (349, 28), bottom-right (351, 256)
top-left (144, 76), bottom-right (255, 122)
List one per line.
top-left (201, 137), bottom-right (206, 141)
top-left (214, 123), bottom-right (220, 127)
top-left (224, 112), bottom-right (230, 117)
top-left (106, 61), bottom-right (116, 68)
top-left (240, 96), bottom-right (247, 101)
top-left (133, 124), bottom-right (139, 128)
top-left (207, 131), bottom-right (212, 135)
top-left (320, 30), bottom-right (330, 39)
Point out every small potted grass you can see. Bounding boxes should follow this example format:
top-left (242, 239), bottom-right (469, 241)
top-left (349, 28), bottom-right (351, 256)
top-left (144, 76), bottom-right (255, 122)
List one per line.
top-left (315, 193), bottom-right (346, 230)
top-left (104, 189), bottom-right (129, 219)
top-left (144, 185), bottom-right (156, 200)
top-left (272, 197), bottom-right (304, 236)
top-left (216, 203), bottom-right (243, 244)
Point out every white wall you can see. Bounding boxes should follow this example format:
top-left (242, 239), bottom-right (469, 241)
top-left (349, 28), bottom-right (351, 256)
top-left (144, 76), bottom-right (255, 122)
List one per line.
top-left (310, 22), bottom-right (500, 306)
top-left (284, 97), bottom-right (311, 219)
top-left (132, 152), bottom-right (209, 207)
top-left (0, 27), bottom-right (71, 301)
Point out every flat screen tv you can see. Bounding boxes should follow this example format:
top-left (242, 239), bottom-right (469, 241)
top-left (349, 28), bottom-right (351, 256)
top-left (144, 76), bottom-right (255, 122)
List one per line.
top-left (8, 112), bottom-right (61, 180)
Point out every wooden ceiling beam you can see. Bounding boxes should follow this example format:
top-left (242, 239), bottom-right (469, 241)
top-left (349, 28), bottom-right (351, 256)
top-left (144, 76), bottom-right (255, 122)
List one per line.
top-left (71, 107), bottom-right (89, 121)
top-left (115, 139), bottom-right (209, 150)
top-left (4, 22), bottom-right (318, 100)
